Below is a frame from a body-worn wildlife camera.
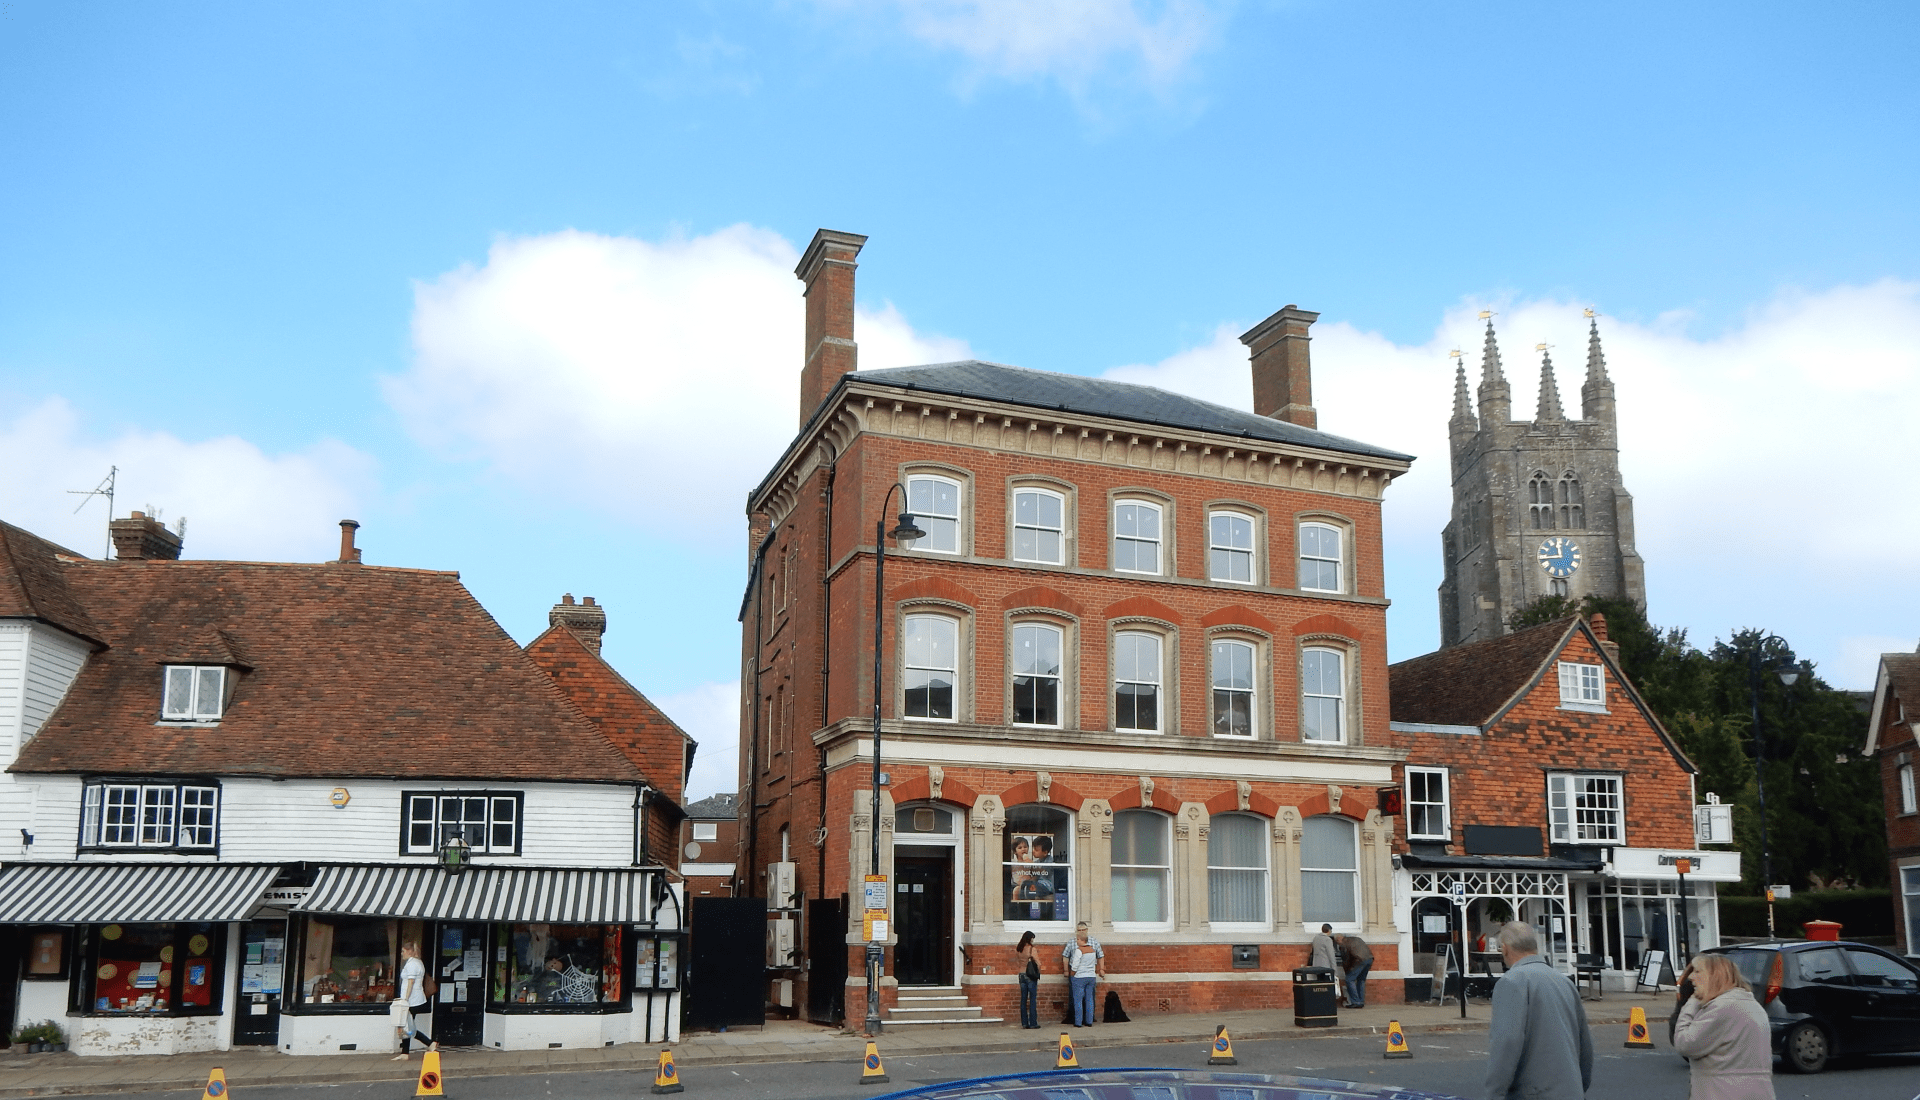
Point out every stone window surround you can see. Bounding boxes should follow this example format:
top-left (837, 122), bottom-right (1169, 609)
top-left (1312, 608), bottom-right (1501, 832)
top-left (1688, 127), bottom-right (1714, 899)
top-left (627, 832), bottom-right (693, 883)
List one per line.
top-left (1004, 609), bottom-right (1078, 730)
top-left (1108, 487), bottom-right (1177, 577)
top-left (1295, 633), bottom-right (1362, 747)
top-left (1106, 617), bottom-right (1179, 736)
top-left (1005, 475), bottom-right (1078, 568)
top-left (897, 601), bottom-right (974, 725)
top-left (899, 461), bottom-right (975, 558)
top-left (1204, 498), bottom-right (1268, 587)
top-left (1291, 509), bottom-right (1356, 596)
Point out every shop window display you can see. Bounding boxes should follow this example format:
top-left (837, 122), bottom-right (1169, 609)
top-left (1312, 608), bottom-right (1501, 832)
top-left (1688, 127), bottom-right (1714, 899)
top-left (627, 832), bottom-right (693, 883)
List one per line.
top-left (1003, 804), bottom-right (1072, 923)
top-left (85, 922), bottom-right (223, 1015)
top-left (297, 917), bottom-right (417, 1005)
top-left (496, 924), bottom-right (623, 1005)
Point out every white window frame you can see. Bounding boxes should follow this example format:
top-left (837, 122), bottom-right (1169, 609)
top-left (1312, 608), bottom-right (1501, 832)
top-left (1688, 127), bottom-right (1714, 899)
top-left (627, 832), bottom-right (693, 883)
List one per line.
top-left (161, 665), bottom-right (227, 722)
top-left (1113, 631), bottom-right (1162, 734)
top-left (903, 614), bottom-right (960, 723)
top-left (1012, 487), bottom-right (1066, 565)
top-left (1207, 812), bottom-right (1271, 930)
top-left (1299, 814), bottom-right (1360, 929)
top-left (401, 790), bottom-right (524, 855)
top-left (1210, 639), bottom-right (1257, 739)
top-left (1112, 500), bottom-right (1164, 575)
top-left (1004, 803), bottom-right (1075, 931)
top-left (1010, 623), bottom-right (1064, 728)
top-left (1301, 646), bottom-right (1346, 744)
top-left (1110, 809), bottom-right (1173, 930)
top-left (1903, 866), bottom-right (1920, 956)
top-left (1548, 772), bottom-right (1623, 844)
top-left (905, 474), bottom-right (963, 555)
top-left (1208, 511), bottom-right (1256, 584)
top-left (81, 781), bottom-right (217, 849)
top-left (1558, 661), bottom-right (1607, 712)
top-left (1297, 522), bottom-right (1344, 594)
top-left (1405, 767), bottom-right (1450, 840)
top-left (1900, 763), bottom-right (1916, 815)
top-left (692, 822), bottom-right (719, 842)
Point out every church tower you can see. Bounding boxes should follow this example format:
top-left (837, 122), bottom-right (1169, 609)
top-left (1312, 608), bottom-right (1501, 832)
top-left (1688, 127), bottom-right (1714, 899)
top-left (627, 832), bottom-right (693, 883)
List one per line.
top-left (1437, 314), bottom-right (1647, 647)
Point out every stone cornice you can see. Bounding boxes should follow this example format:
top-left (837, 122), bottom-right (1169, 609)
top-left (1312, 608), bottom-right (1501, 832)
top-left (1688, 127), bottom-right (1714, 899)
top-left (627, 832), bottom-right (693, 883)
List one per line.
top-left (812, 716), bottom-right (1405, 769)
top-left (750, 377), bottom-right (1415, 527)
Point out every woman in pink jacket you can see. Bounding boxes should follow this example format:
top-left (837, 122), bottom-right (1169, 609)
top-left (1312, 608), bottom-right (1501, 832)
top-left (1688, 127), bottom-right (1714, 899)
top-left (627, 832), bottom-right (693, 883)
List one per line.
top-left (1672, 955), bottom-right (1775, 1100)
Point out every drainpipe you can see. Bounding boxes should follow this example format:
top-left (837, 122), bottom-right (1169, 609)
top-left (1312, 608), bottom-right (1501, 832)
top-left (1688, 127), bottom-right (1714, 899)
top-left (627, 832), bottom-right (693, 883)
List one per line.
top-left (817, 447), bottom-right (839, 907)
top-left (741, 527), bottom-right (775, 896)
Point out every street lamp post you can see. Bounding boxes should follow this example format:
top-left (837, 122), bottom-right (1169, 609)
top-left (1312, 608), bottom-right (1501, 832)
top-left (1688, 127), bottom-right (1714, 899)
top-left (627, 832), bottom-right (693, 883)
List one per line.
top-left (1744, 636), bottom-right (1804, 939)
top-left (864, 484), bottom-right (925, 1038)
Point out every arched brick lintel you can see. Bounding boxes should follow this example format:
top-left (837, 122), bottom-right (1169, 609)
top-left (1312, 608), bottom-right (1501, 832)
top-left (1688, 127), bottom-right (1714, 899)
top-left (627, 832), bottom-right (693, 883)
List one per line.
top-left (887, 771), bottom-right (981, 809)
top-left (1292, 612), bottom-right (1364, 641)
top-left (1107, 785), bottom-right (1182, 814)
top-left (997, 778), bottom-right (1086, 812)
top-left (889, 576), bottom-right (981, 607)
top-left (1200, 604), bottom-right (1277, 633)
top-left (1202, 789), bottom-right (1281, 818)
top-left (1103, 595), bottom-right (1183, 624)
top-left (1001, 586), bottom-right (1086, 618)
top-left (1294, 791), bottom-right (1366, 821)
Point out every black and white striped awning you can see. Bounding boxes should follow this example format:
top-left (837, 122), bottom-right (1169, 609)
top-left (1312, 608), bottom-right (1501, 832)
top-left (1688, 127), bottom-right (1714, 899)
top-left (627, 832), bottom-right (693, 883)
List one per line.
top-left (300, 865), bottom-right (657, 924)
top-left (0, 862), bottom-right (281, 924)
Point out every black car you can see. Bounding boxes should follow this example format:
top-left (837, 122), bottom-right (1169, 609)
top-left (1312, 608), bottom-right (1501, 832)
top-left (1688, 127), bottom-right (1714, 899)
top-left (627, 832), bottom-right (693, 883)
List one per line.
top-left (1669, 940), bottom-right (1920, 1073)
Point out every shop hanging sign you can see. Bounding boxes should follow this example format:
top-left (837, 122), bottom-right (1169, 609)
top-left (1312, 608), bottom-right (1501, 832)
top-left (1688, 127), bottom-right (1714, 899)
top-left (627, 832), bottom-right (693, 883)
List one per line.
top-left (256, 886), bottom-right (311, 907)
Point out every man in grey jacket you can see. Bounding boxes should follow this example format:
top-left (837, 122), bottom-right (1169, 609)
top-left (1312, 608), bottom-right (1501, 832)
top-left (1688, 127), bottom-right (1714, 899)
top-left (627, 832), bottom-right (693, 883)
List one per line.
top-left (1484, 921), bottom-right (1592, 1100)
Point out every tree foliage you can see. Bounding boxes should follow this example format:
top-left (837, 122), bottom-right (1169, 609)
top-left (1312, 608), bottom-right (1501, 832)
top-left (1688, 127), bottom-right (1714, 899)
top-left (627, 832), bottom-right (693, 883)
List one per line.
top-left (1507, 595), bottom-right (1885, 893)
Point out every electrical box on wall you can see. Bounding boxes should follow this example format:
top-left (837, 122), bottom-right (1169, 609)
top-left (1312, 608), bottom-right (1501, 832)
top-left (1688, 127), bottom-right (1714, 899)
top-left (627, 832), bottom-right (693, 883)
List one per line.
top-left (766, 862), bottom-right (798, 909)
top-left (1232, 945), bottom-right (1260, 969)
top-left (766, 916), bottom-right (796, 968)
top-left (773, 978), bottom-right (794, 1008)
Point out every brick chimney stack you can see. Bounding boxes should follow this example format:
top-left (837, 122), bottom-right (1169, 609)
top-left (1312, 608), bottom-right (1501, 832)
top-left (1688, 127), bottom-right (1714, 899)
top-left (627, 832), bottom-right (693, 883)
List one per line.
top-left (335, 519), bottom-right (362, 564)
top-left (795, 229), bottom-right (868, 429)
top-left (1588, 613), bottom-right (1621, 663)
top-left (1240, 305), bottom-right (1320, 428)
top-left (549, 593), bottom-right (608, 653)
top-left (109, 512), bottom-right (184, 561)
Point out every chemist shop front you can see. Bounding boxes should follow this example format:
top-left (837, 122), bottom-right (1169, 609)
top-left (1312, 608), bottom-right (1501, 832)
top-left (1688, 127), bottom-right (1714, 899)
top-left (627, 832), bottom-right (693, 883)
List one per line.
top-left (0, 862), bottom-right (684, 1057)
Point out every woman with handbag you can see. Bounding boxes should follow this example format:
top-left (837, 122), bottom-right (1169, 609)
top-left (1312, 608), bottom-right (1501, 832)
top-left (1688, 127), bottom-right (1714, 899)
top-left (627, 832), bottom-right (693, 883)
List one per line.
top-left (391, 942), bottom-right (437, 1060)
top-left (1013, 931), bottom-right (1041, 1029)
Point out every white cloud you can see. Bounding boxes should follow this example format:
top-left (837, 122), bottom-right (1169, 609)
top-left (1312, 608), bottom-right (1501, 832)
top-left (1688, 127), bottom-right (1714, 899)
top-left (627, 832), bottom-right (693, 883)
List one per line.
top-left (1105, 281), bottom-right (1920, 684)
top-left (384, 225), bottom-right (968, 545)
top-left (658, 680), bottom-right (743, 802)
top-left (0, 396), bottom-right (374, 563)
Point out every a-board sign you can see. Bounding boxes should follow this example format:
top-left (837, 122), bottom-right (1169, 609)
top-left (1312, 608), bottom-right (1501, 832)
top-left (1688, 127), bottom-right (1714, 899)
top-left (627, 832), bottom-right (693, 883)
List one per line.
top-left (1637, 949), bottom-right (1666, 990)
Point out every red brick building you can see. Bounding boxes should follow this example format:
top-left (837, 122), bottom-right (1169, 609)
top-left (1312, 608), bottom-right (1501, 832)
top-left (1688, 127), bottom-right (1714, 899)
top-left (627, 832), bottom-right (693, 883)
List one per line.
top-left (1386, 614), bottom-right (1733, 991)
top-left (736, 230), bottom-right (1416, 1026)
top-left (1864, 645), bottom-right (1920, 956)
top-left (678, 793), bottom-right (740, 899)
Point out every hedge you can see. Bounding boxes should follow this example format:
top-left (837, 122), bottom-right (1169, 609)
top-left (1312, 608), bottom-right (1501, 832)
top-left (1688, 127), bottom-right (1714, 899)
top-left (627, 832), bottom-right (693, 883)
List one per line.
top-left (1716, 889), bottom-right (1892, 938)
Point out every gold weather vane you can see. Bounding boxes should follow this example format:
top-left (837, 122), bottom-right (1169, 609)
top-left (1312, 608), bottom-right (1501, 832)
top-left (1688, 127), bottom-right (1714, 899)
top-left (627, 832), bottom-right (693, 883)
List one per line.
top-left (1535, 343), bottom-right (1552, 353)
top-left (1478, 310), bottom-right (1496, 321)
top-left (1448, 349), bottom-right (1462, 358)
top-left (1583, 307), bottom-right (1598, 319)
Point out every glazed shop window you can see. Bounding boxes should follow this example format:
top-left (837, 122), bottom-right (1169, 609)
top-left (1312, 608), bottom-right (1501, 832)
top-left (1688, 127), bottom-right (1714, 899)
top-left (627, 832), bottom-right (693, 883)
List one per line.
top-left (84, 922), bottom-right (224, 1015)
top-left (402, 791), bottom-right (523, 855)
top-left (495, 924), bottom-right (624, 1005)
top-left (1003, 804), bottom-right (1072, 923)
top-left (297, 917), bottom-right (412, 1005)
top-left (80, 781), bottom-right (219, 849)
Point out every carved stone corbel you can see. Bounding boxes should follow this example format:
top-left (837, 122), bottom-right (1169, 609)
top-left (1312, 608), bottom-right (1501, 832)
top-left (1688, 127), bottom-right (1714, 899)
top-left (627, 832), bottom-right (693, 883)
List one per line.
top-left (928, 765), bottom-right (944, 803)
top-left (1237, 781), bottom-right (1251, 812)
top-left (1037, 771), bottom-right (1052, 804)
top-left (1138, 775), bottom-right (1155, 806)
top-left (1327, 784), bottom-right (1344, 816)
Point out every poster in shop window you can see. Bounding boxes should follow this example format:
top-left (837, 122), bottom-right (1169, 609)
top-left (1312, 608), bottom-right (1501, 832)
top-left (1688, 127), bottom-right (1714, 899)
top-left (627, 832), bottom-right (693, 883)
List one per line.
top-left (1006, 832), bottom-right (1067, 920)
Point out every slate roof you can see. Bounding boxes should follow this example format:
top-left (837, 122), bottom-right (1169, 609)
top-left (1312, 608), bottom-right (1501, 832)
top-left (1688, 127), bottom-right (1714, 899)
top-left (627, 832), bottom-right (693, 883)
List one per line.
top-left (0, 521), bottom-right (102, 645)
top-left (849, 361), bottom-right (1414, 463)
top-left (684, 792), bottom-right (738, 819)
top-left (10, 553), bottom-right (645, 785)
top-left (1387, 617), bottom-right (1581, 727)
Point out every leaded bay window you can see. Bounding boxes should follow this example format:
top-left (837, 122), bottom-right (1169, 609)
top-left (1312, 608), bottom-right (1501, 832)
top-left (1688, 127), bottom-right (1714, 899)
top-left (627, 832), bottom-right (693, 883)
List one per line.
top-left (402, 791), bottom-right (524, 855)
top-left (1548, 773), bottom-right (1622, 843)
top-left (81, 780), bottom-right (219, 850)
top-left (161, 666), bottom-right (227, 722)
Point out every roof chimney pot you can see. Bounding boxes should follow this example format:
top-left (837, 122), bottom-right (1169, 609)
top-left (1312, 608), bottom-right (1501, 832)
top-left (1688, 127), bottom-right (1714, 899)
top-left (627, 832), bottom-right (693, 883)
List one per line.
top-left (795, 229), bottom-right (869, 428)
top-left (337, 519), bottom-right (362, 564)
top-left (549, 594), bottom-right (608, 654)
top-left (109, 512), bottom-right (184, 561)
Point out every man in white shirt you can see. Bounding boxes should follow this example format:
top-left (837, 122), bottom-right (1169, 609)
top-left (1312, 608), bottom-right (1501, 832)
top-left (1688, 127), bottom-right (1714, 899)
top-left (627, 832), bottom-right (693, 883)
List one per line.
top-left (1060, 922), bottom-right (1105, 1027)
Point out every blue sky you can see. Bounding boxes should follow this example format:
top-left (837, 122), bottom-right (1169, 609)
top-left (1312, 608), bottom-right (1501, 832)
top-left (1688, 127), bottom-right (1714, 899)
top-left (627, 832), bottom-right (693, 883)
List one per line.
top-left (5, 2), bottom-right (1917, 800)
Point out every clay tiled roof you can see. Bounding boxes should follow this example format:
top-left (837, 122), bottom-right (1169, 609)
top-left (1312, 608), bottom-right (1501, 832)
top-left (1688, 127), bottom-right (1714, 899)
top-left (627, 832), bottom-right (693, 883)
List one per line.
top-left (11, 558), bottom-right (644, 784)
top-left (1388, 617), bottom-right (1580, 727)
top-left (0, 521), bottom-right (102, 645)
top-left (524, 624), bottom-right (692, 806)
top-left (1868, 649), bottom-right (1920, 754)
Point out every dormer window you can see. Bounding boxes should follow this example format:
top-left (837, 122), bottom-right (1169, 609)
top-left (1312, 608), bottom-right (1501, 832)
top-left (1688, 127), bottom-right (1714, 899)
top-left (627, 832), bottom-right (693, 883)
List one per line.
top-left (1557, 661), bottom-right (1606, 712)
top-left (162, 666), bottom-right (227, 722)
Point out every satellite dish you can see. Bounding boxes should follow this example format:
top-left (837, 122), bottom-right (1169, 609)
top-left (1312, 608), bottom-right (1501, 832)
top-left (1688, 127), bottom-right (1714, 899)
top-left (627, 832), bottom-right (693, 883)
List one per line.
top-left (683, 841), bottom-right (702, 859)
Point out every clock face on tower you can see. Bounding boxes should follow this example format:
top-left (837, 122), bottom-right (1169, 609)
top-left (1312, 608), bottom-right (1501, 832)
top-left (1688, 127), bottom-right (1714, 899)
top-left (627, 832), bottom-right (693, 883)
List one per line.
top-left (1538, 537), bottom-right (1581, 578)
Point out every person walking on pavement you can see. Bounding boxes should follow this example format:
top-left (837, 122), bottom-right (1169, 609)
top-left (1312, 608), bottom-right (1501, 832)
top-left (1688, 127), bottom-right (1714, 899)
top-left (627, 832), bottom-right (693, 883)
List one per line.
top-left (1336, 933), bottom-right (1373, 1009)
top-left (1013, 930), bottom-right (1042, 1029)
top-left (1484, 921), bottom-right (1592, 1100)
top-left (1671, 955), bottom-right (1775, 1100)
top-left (391, 941), bottom-right (437, 1060)
top-left (1309, 923), bottom-right (1345, 1004)
top-left (1061, 922), bottom-right (1105, 1027)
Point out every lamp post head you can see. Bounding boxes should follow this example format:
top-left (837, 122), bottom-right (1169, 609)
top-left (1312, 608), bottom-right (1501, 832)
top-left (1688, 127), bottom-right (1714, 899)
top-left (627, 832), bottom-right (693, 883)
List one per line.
top-left (1777, 661), bottom-right (1808, 687)
top-left (890, 512), bottom-right (926, 547)
top-left (439, 833), bottom-right (472, 877)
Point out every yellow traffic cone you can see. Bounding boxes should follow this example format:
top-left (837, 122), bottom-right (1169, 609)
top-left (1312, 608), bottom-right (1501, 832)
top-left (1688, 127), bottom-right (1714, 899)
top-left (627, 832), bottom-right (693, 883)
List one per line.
top-left (651, 1048), bottom-right (684, 1094)
top-left (200, 1067), bottom-right (231, 1099)
top-left (1207, 1025), bottom-right (1237, 1066)
top-left (1624, 1006), bottom-right (1654, 1049)
top-left (1384, 1020), bottom-right (1412, 1059)
top-left (414, 1049), bottom-right (445, 1097)
top-left (859, 1040), bottom-right (890, 1086)
top-left (1055, 1031), bottom-right (1080, 1069)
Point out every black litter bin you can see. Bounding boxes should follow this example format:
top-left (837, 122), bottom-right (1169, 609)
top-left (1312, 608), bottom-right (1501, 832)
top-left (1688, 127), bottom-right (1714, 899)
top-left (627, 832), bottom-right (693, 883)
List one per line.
top-left (1292, 967), bottom-right (1338, 1027)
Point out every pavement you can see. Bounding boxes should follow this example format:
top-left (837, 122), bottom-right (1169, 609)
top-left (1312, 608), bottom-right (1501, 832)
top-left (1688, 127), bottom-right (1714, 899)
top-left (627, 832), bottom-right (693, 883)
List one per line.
top-left (0, 993), bottom-right (1675, 1097)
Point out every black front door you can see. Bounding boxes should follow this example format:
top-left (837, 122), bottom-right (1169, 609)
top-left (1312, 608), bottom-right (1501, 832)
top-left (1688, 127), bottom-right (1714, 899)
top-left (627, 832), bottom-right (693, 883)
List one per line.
top-left (894, 850), bottom-right (952, 986)
top-left (232, 920), bottom-right (287, 1045)
top-left (805, 896), bottom-right (847, 1024)
top-left (0, 928), bottom-right (21, 1041)
top-left (687, 896), bottom-right (766, 1030)
top-left (430, 923), bottom-right (486, 1047)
